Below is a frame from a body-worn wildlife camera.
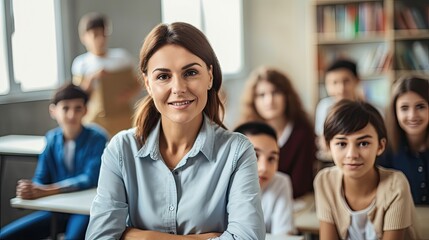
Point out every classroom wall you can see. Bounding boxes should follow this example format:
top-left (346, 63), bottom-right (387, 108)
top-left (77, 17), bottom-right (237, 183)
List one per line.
top-left (224, 0), bottom-right (314, 128)
top-left (0, 0), bottom-right (314, 133)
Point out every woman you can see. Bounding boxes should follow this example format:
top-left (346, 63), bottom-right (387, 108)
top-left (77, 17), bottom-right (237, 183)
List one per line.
top-left (85, 22), bottom-right (265, 239)
top-left (378, 76), bottom-right (429, 205)
top-left (239, 67), bottom-right (316, 200)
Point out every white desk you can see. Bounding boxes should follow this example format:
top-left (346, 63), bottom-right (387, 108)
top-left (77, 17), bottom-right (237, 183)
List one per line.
top-left (0, 135), bottom-right (46, 155)
top-left (415, 206), bottom-right (429, 239)
top-left (10, 188), bottom-right (96, 240)
top-left (266, 234), bottom-right (304, 240)
top-left (10, 188), bottom-right (96, 215)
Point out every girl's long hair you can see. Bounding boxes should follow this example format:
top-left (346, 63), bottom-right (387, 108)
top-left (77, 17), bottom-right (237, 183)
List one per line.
top-left (386, 76), bottom-right (429, 152)
top-left (239, 66), bottom-right (312, 128)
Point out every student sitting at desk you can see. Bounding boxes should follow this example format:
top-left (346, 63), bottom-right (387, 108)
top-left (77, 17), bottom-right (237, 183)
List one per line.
top-left (314, 100), bottom-right (418, 240)
top-left (234, 121), bottom-right (297, 235)
top-left (0, 83), bottom-right (108, 240)
top-left (378, 76), bottom-right (429, 205)
top-left (239, 67), bottom-right (316, 201)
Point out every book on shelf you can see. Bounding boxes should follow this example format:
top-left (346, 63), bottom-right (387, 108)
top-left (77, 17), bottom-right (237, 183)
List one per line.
top-left (359, 44), bottom-right (388, 75)
top-left (396, 41), bottom-right (429, 71)
top-left (323, 5), bottom-right (336, 38)
top-left (345, 4), bottom-right (358, 38)
top-left (402, 7), bottom-right (418, 30)
top-left (375, 2), bottom-right (385, 32)
top-left (335, 5), bottom-right (345, 38)
top-left (395, 2), bottom-right (428, 30)
top-left (412, 41), bottom-right (429, 70)
top-left (410, 7), bottom-right (427, 29)
top-left (371, 44), bottom-right (387, 72)
top-left (317, 2), bottom-right (385, 39)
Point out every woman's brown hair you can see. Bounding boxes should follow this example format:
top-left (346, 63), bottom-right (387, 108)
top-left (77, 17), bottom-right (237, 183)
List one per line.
top-left (386, 76), bottom-right (429, 153)
top-left (134, 22), bottom-right (225, 145)
top-left (239, 66), bottom-right (312, 127)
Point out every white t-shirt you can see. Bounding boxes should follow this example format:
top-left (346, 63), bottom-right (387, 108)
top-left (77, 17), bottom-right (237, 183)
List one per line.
top-left (63, 140), bottom-right (76, 172)
top-left (343, 197), bottom-right (377, 240)
top-left (71, 48), bottom-right (135, 78)
top-left (314, 96), bottom-right (336, 136)
top-left (261, 172), bottom-right (296, 235)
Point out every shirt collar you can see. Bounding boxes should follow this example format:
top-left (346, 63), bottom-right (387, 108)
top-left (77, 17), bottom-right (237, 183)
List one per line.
top-left (136, 114), bottom-right (215, 162)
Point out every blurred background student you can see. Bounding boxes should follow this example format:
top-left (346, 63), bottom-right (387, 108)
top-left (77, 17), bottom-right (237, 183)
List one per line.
top-left (235, 121), bottom-right (296, 235)
top-left (239, 66), bottom-right (316, 203)
top-left (72, 12), bottom-right (141, 137)
top-left (314, 59), bottom-right (363, 160)
top-left (378, 76), bottom-right (429, 205)
top-left (0, 83), bottom-right (108, 240)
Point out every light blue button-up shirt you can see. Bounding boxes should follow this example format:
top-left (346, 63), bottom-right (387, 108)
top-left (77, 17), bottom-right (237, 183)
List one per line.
top-left (86, 116), bottom-right (265, 240)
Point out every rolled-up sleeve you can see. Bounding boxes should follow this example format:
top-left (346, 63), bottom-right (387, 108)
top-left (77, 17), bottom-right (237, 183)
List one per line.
top-left (86, 136), bottom-right (128, 239)
top-left (219, 139), bottom-right (265, 240)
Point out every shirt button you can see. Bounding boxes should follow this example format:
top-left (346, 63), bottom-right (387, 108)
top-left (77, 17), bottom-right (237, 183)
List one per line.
top-left (169, 205), bottom-right (175, 211)
top-left (418, 166), bottom-right (423, 172)
top-left (173, 171), bottom-right (178, 175)
top-left (421, 182), bottom-right (426, 188)
top-left (422, 196), bottom-right (427, 202)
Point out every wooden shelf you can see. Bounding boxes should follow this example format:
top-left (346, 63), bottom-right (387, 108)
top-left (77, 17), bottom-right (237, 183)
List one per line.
top-left (313, 0), bottom-right (429, 109)
top-left (394, 30), bottom-right (429, 40)
top-left (317, 34), bottom-right (386, 45)
top-left (314, 0), bottom-right (382, 6)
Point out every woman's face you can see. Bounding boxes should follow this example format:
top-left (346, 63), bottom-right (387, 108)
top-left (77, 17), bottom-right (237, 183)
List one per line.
top-left (396, 91), bottom-right (429, 137)
top-left (144, 44), bottom-right (213, 126)
top-left (254, 80), bottom-right (286, 121)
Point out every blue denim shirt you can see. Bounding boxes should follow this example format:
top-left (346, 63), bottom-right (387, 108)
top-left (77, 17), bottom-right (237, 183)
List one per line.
top-left (86, 116), bottom-right (265, 240)
top-left (378, 143), bottom-right (429, 205)
top-left (33, 126), bottom-right (108, 191)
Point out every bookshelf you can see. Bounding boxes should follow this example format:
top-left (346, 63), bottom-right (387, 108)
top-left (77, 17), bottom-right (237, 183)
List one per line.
top-left (313, 0), bottom-right (429, 109)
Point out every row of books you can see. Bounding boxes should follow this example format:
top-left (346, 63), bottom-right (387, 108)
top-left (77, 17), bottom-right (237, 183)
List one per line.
top-left (396, 41), bottom-right (429, 71)
top-left (317, 44), bottom-right (390, 76)
top-left (316, 2), bottom-right (385, 39)
top-left (395, 3), bottom-right (429, 30)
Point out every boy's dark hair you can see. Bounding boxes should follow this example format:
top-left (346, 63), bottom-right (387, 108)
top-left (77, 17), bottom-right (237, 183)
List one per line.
top-left (78, 12), bottom-right (108, 36)
top-left (326, 59), bottom-right (358, 78)
top-left (234, 121), bottom-right (277, 141)
top-left (52, 83), bottom-right (89, 105)
top-left (324, 100), bottom-right (386, 145)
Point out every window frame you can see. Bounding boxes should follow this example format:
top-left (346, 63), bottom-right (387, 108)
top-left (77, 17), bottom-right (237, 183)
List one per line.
top-left (161, 0), bottom-right (245, 80)
top-left (0, 0), bottom-right (66, 104)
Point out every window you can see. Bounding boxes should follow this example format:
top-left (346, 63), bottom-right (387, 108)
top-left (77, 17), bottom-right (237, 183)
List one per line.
top-left (161, 0), bottom-right (243, 76)
top-left (0, 0), bottom-right (65, 103)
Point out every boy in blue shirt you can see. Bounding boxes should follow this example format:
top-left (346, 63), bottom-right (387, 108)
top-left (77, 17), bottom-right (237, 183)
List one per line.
top-left (0, 83), bottom-right (108, 240)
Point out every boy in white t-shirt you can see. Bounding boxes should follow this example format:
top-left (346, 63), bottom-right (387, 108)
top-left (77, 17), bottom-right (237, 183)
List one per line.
top-left (71, 12), bottom-right (141, 137)
top-left (234, 122), bottom-right (296, 235)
